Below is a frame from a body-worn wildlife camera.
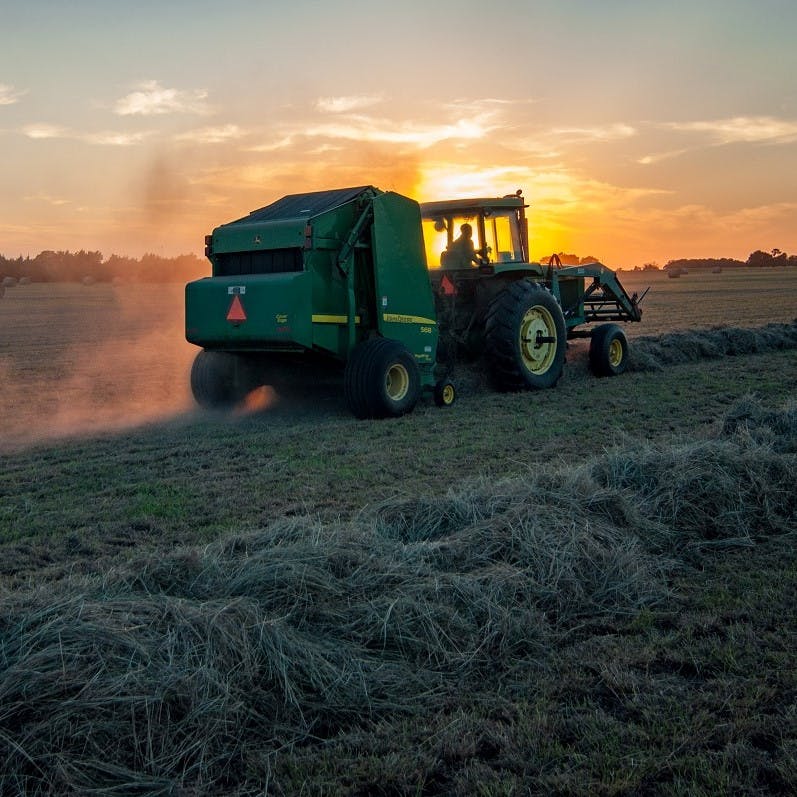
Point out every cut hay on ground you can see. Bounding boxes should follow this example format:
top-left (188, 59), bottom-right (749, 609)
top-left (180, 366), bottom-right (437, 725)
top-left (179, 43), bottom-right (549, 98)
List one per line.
top-left (0, 398), bottom-right (795, 794)
top-left (628, 321), bottom-right (797, 371)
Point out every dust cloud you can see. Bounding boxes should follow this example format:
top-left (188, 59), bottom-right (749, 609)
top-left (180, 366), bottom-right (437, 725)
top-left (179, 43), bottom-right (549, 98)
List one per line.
top-left (0, 283), bottom-right (197, 452)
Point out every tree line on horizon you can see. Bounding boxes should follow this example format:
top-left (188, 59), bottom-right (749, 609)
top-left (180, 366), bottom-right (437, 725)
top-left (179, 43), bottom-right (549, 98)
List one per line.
top-left (1, 247), bottom-right (795, 285)
top-left (544, 248), bottom-right (797, 272)
top-left (661, 249), bottom-right (797, 272)
top-left (0, 250), bottom-right (207, 284)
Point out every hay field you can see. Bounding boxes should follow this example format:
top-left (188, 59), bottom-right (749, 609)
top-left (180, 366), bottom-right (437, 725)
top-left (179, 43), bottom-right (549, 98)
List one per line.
top-left (617, 267), bottom-right (797, 335)
top-left (0, 269), bottom-right (795, 452)
top-left (0, 282), bottom-right (195, 451)
top-left (1, 269), bottom-right (796, 795)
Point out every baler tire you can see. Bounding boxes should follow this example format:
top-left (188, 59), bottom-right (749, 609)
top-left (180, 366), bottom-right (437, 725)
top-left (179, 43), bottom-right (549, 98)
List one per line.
top-left (344, 338), bottom-right (421, 419)
top-left (190, 350), bottom-right (252, 409)
top-left (484, 280), bottom-right (566, 391)
top-left (589, 323), bottom-right (628, 377)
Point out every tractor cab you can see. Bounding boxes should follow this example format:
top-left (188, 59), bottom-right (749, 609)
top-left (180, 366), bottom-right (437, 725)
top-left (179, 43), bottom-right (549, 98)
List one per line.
top-left (420, 191), bottom-right (530, 271)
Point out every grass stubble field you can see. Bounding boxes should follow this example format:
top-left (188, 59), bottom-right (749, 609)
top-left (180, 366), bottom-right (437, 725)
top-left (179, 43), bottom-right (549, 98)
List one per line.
top-left (0, 268), bottom-right (796, 795)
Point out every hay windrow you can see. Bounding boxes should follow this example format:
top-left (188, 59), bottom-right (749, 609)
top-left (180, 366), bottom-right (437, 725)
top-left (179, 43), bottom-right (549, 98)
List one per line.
top-left (627, 320), bottom-right (797, 371)
top-left (443, 321), bottom-right (797, 384)
top-left (1, 398), bottom-right (795, 794)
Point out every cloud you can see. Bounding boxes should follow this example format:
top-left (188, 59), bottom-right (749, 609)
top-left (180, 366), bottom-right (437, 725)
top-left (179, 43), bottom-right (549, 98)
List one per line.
top-left (316, 95), bottom-right (384, 113)
top-left (246, 136), bottom-right (294, 153)
top-left (303, 114), bottom-right (495, 148)
top-left (85, 130), bottom-right (153, 146)
top-left (114, 80), bottom-right (211, 116)
top-left (24, 193), bottom-right (70, 206)
top-left (668, 116), bottom-right (797, 145)
top-left (23, 123), bottom-right (69, 139)
top-left (22, 123), bottom-right (150, 146)
top-left (502, 122), bottom-right (636, 161)
top-left (637, 148), bottom-right (690, 165)
top-left (443, 97), bottom-right (536, 114)
top-left (174, 124), bottom-right (245, 144)
top-left (551, 123), bottom-right (637, 143)
top-left (725, 201), bottom-right (797, 227)
top-left (414, 161), bottom-right (663, 208)
top-left (0, 83), bottom-right (26, 105)
top-left (415, 165), bottom-right (534, 199)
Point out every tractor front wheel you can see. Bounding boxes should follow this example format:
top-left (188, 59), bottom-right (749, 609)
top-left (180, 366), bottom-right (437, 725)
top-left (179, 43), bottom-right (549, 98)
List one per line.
top-left (344, 338), bottom-right (421, 419)
top-left (589, 323), bottom-right (629, 376)
top-left (484, 280), bottom-right (566, 391)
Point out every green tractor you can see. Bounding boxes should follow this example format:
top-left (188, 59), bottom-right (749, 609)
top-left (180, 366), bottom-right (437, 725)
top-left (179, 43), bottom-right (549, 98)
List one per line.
top-left (185, 185), bottom-right (643, 418)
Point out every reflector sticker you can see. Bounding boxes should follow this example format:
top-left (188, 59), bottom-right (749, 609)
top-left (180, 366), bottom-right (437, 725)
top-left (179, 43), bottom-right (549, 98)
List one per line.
top-left (312, 314), bottom-right (362, 324)
top-left (227, 295), bottom-right (247, 323)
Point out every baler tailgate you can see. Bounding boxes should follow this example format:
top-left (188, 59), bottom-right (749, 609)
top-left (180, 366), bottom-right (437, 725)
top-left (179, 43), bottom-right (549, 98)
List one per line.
top-left (185, 273), bottom-right (313, 349)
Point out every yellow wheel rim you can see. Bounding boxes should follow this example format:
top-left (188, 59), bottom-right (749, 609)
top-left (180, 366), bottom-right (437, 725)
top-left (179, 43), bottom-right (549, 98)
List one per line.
top-left (608, 338), bottom-right (624, 368)
top-left (519, 305), bottom-right (557, 375)
top-left (386, 363), bottom-right (410, 401)
top-left (442, 384), bottom-right (455, 404)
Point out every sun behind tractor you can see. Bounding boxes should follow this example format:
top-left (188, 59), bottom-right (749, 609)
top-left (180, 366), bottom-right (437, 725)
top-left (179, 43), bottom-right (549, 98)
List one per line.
top-left (185, 185), bottom-right (643, 418)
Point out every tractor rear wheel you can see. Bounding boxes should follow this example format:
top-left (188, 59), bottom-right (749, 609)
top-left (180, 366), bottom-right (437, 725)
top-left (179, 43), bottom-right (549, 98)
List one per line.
top-left (589, 323), bottom-right (629, 376)
top-left (344, 338), bottom-right (421, 419)
top-left (484, 280), bottom-right (566, 390)
top-left (190, 350), bottom-right (253, 409)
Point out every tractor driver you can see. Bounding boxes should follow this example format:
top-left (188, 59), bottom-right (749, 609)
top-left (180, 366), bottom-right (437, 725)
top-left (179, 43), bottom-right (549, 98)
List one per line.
top-left (444, 223), bottom-right (486, 268)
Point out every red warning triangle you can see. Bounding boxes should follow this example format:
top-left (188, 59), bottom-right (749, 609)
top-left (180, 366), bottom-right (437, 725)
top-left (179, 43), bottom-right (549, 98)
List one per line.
top-left (226, 295), bottom-right (247, 323)
top-left (440, 274), bottom-right (457, 296)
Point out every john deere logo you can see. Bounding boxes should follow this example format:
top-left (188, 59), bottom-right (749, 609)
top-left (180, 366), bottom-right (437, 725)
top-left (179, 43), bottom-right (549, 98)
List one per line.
top-left (275, 313), bottom-right (288, 324)
top-left (254, 234), bottom-right (261, 244)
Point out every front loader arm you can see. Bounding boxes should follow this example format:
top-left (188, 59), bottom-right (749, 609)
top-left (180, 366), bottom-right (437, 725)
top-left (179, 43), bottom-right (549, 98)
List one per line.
top-left (558, 263), bottom-right (644, 323)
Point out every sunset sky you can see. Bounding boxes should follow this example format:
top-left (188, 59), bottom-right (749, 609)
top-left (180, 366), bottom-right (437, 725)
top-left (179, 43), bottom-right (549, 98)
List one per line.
top-left (2, 0), bottom-right (796, 268)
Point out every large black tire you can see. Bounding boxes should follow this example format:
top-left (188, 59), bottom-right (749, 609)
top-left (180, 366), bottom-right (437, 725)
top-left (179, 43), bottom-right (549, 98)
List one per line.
top-left (589, 323), bottom-right (629, 377)
top-left (484, 280), bottom-right (566, 390)
top-left (344, 338), bottom-right (421, 419)
top-left (190, 350), bottom-right (254, 409)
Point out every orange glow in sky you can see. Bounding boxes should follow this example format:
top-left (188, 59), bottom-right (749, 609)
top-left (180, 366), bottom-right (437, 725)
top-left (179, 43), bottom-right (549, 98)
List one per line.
top-left (1, 2), bottom-right (796, 269)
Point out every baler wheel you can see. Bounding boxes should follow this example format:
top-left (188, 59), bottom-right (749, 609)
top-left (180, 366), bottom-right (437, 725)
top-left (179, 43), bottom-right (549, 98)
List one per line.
top-left (344, 338), bottom-right (421, 419)
top-left (484, 280), bottom-right (566, 391)
top-left (190, 350), bottom-right (252, 408)
top-left (434, 380), bottom-right (456, 407)
top-left (589, 323), bottom-right (629, 377)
